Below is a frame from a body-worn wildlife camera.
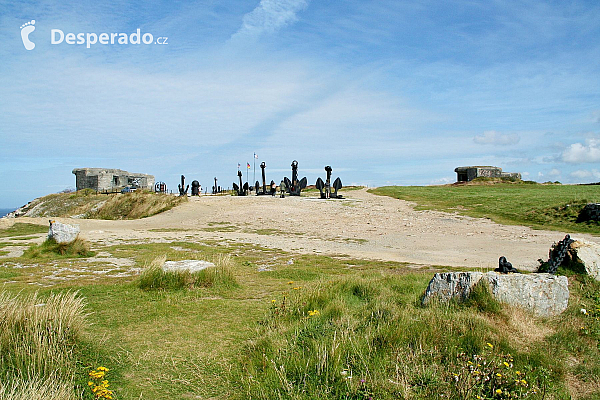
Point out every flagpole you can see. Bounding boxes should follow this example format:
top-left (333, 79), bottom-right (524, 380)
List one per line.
top-left (246, 163), bottom-right (249, 186)
top-left (253, 153), bottom-right (256, 185)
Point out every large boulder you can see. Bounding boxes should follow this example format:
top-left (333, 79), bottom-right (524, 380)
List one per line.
top-left (47, 220), bottom-right (80, 244)
top-left (571, 239), bottom-right (600, 281)
top-left (423, 271), bottom-right (569, 317)
top-left (422, 272), bottom-right (484, 303)
top-left (162, 260), bottom-right (215, 273)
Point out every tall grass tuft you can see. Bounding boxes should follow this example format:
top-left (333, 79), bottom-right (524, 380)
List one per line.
top-left (0, 291), bottom-right (86, 389)
top-left (139, 254), bottom-right (238, 290)
top-left (23, 237), bottom-right (95, 259)
top-left (0, 376), bottom-right (76, 400)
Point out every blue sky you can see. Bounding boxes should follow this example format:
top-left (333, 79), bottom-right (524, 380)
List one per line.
top-left (1, 0), bottom-right (599, 208)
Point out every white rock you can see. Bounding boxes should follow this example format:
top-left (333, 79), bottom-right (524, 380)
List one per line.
top-left (423, 271), bottom-right (569, 317)
top-left (571, 239), bottom-right (600, 281)
top-left (486, 273), bottom-right (569, 317)
top-left (47, 221), bottom-right (80, 244)
top-left (162, 260), bottom-right (215, 273)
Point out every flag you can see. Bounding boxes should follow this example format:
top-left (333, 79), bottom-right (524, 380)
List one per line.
top-left (237, 163), bottom-right (240, 169)
top-left (254, 153), bottom-right (258, 159)
top-left (247, 163), bottom-right (251, 169)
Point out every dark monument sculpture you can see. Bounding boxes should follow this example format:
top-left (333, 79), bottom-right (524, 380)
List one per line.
top-left (284, 160), bottom-right (307, 196)
top-left (178, 175), bottom-right (189, 196)
top-left (191, 180), bottom-right (200, 196)
top-left (213, 177), bottom-right (218, 194)
top-left (316, 166), bottom-right (343, 199)
top-left (255, 162), bottom-right (270, 196)
top-left (495, 256), bottom-right (519, 273)
top-left (538, 234), bottom-right (575, 274)
top-left (232, 170), bottom-right (248, 196)
top-left (154, 182), bottom-right (167, 193)
top-left (577, 203), bottom-right (600, 223)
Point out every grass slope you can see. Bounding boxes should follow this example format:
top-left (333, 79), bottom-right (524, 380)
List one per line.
top-left (370, 183), bottom-right (600, 235)
top-left (10, 190), bottom-right (186, 220)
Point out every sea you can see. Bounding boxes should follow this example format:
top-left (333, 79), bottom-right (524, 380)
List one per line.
top-left (0, 208), bottom-right (15, 218)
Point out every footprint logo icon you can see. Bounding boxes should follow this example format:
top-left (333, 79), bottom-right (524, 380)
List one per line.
top-left (20, 20), bottom-right (36, 50)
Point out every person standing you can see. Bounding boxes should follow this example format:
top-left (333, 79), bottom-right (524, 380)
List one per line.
top-left (279, 180), bottom-right (286, 198)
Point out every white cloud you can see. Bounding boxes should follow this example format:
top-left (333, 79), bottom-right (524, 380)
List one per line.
top-left (473, 131), bottom-right (520, 146)
top-left (430, 177), bottom-right (454, 185)
top-left (548, 168), bottom-right (561, 177)
top-left (231, 0), bottom-right (309, 40)
top-left (562, 138), bottom-right (600, 163)
top-left (570, 169), bottom-right (600, 180)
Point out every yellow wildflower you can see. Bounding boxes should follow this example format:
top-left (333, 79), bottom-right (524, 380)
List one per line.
top-left (496, 389), bottom-right (502, 394)
top-left (486, 342), bottom-right (494, 349)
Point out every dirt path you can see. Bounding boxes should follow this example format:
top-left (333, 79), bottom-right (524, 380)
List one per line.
top-left (3, 189), bottom-right (598, 270)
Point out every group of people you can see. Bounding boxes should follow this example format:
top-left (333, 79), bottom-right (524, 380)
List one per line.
top-left (267, 180), bottom-right (288, 198)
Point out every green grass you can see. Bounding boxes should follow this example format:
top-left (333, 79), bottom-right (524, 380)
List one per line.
top-left (370, 183), bottom-right (600, 234)
top-left (203, 225), bottom-right (239, 232)
top-left (0, 223), bottom-right (47, 238)
top-left (2, 233), bottom-right (599, 399)
top-left (8, 236), bottom-right (39, 241)
top-left (0, 268), bottom-right (20, 280)
top-left (148, 228), bottom-right (193, 232)
top-left (237, 272), bottom-right (599, 399)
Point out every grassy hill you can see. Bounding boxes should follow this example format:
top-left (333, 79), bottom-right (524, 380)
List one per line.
top-left (370, 182), bottom-right (599, 235)
top-left (9, 190), bottom-right (186, 220)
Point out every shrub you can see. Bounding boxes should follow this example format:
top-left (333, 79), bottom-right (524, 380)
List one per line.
top-left (23, 237), bottom-right (95, 259)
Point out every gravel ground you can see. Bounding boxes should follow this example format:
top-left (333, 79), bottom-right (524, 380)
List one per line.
top-left (2, 189), bottom-right (598, 270)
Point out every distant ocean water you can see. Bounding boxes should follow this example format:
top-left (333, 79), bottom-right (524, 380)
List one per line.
top-left (0, 208), bottom-right (15, 218)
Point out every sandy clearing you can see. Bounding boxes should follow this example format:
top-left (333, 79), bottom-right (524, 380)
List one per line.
top-left (2, 189), bottom-right (597, 270)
